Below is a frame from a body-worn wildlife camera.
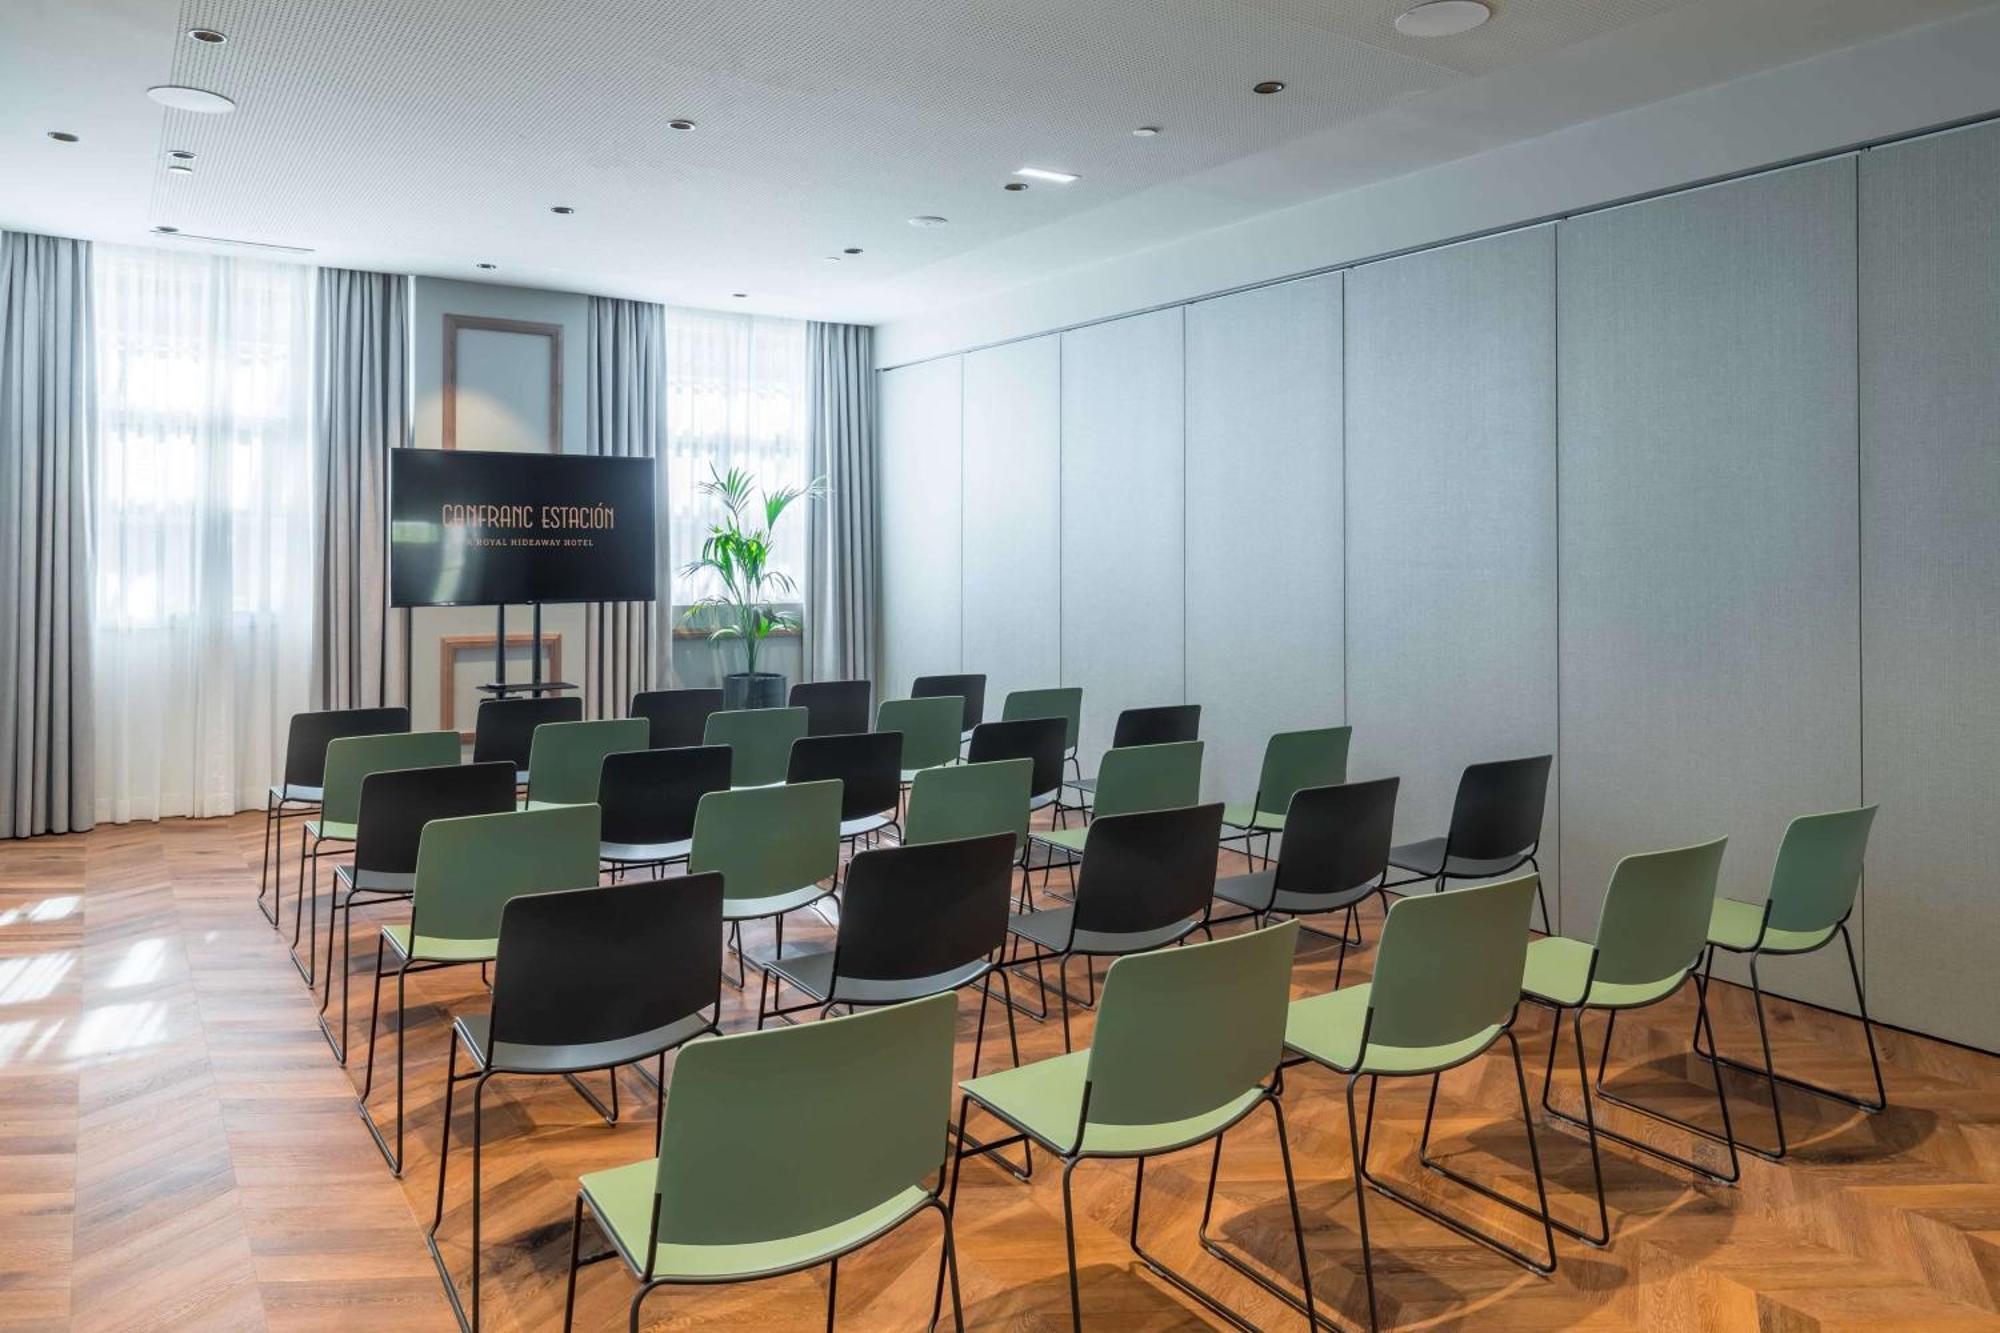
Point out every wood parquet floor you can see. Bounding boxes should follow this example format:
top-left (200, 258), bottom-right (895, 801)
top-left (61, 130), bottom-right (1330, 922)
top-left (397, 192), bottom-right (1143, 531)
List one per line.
top-left (6, 811), bottom-right (2000, 1331)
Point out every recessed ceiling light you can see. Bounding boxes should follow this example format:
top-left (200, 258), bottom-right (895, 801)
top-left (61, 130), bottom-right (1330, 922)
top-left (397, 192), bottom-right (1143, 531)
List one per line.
top-left (476, 262), bottom-right (497, 270)
top-left (843, 247), bottom-right (862, 255)
top-left (1394, 0), bottom-right (1491, 37)
top-left (186, 27), bottom-right (227, 44)
top-left (1015, 166), bottom-right (1079, 184)
top-left (152, 226), bottom-right (180, 234)
top-left (166, 163), bottom-right (194, 175)
top-left (907, 215), bottom-right (948, 228)
top-left (1132, 126), bottom-right (1161, 137)
top-left (1253, 80), bottom-right (1286, 95)
top-left (732, 292), bottom-right (748, 298)
top-left (668, 119), bottom-right (696, 131)
top-left (167, 148), bottom-right (196, 161)
top-left (147, 85), bottom-right (236, 113)
top-left (550, 205), bottom-right (574, 215)
top-left (47, 131), bottom-right (79, 143)
top-left (823, 256), bottom-right (842, 263)
top-left (1003, 182), bottom-right (1028, 192)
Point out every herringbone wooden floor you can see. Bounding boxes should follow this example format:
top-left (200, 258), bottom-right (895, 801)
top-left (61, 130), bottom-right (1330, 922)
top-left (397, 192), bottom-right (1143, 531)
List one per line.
top-left (5, 813), bottom-right (2000, 1332)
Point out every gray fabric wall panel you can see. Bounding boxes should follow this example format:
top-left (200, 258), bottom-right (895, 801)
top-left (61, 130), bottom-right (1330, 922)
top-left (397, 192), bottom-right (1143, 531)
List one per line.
top-left (961, 335), bottom-right (1060, 714)
top-left (877, 358), bottom-right (962, 695)
top-left (1859, 122), bottom-right (2000, 1052)
top-left (1059, 308), bottom-right (1185, 770)
top-left (1184, 276), bottom-right (1343, 805)
top-left (1557, 159), bottom-right (1862, 1010)
top-left (1345, 228), bottom-right (1560, 915)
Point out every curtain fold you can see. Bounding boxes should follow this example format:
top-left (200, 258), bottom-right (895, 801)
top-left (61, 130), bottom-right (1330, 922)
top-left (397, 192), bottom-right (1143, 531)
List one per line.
top-left (804, 321), bottom-right (879, 685)
top-left (311, 267), bottom-right (408, 710)
top-left (0, 231), bottom-right (95, 837)
top-left (584, 295), bottom-right (670, 715)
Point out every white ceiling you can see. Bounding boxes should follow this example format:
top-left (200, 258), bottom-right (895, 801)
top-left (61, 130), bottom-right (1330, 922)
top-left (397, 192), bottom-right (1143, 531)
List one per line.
top-left (1, 0), bottom-right (1991, 322)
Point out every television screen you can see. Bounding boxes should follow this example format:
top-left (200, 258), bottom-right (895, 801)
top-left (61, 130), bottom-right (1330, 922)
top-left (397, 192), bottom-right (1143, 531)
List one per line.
top-left (389, 449), bottom-right (658, 607)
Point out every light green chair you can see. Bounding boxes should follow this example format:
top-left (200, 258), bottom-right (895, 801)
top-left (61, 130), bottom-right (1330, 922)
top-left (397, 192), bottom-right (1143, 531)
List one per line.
top-left (878, 696), bottom-right (965, 781)
top-left (562, 993), bottom-right (964, 1332)
top-left (1280, 875), bottom-right (1550, 1332)
top-left (688, 779), bottom-right (842, 988)
top-left (704, 706), bottom-right (809, 788)
top-left (524, 717), bottom-right (648, 807)
top-left (1511, 838), bottom-right (1733, 1246)
top-left (1030, 740), bottom-right (1203, 864)
top-left (943, 922), bottom-right (1311, 1331)
top-left (1221, 726), bottom-right (1351, 865)
top-left (1001, 686), bottom-right (1082, 774)
top-left (907, 758), bottom-right (1036, 914)
top-left (358, 802), bottom-right (600, 1175)
top-left (1692, 806), bottom-right (1881, 1161)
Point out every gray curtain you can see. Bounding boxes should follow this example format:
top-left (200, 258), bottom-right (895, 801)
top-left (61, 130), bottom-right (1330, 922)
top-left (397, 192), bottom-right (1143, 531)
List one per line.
top-left (0, 232), bottom-right (95, 837)
top-left (311, 267), bottom-right (409, 710)
top-left (585, 295), bottom-right (670, 715)
top-left (804, 321), bottom-right (879, 684)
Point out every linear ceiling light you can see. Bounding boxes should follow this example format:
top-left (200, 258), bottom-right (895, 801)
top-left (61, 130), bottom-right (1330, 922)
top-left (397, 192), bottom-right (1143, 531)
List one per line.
top-left (1014, 166), bottom-right (1079, 184)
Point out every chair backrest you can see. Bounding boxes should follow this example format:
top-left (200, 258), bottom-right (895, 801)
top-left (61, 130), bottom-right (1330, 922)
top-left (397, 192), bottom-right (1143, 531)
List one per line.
top-left (352, 760), bottom-right (518, 874)
top-left (1084, 921), bottom-right (1298, 1133)
top-left (1111, 704), bottom-right (1202, 749)
top-left (834, 833), bottom-right (1017, 985)
top-left (904, 759), bottom-right (1032, 854)
top-left (488, 874), bottom-right (724, 1050)
top-left (598, 745), bottom-right (732, 847)
top-left (967, 717), bottom-right (1066, 802)
top-left (876, 696), bottom-right (963, 772)
top-left (786, 731), bottom-right (903, 822)
top-left (912, 673), bottom-right (986, 733)
top-left (408, 804), bottom-right (602, 946)
top-left (1073, 803), bottom-right (1224, 937)
top-left (688, 779), bottom-right (842, 904)
top-left (281, 706), bottom-right (409, 788)
top-left (652, 993), bottom-right (956, 1248)
top-left (1001, 687), bottom-right (1082, 752)
top-left (703, 706), bottom-right (809, 787)
top-left (471, 695), bottom-right (584, 771)
top-left (1094, 741), bottom-right (1204, 819)
top-left (321, 730), bottom-right (462, 825)
top-left (1445, 754), bottom-right (1552, 862)
top-left (630, 688), bottom-right (724, 749)
top-left (1592, 838), bottom-right (1728, 989)
top-left (790, 679), bottom-right (873, 737)
top-left (1365, 875), bottom-right (1537, 1051)
top-left (1766, 806), bottom-right (1877, 934)
top-left (1273, 777), bottom-right (1399, 907)
top-left (1252, 726), bottom-right (1352, 819)
top-left (526, 717), bottom-right (649, 806)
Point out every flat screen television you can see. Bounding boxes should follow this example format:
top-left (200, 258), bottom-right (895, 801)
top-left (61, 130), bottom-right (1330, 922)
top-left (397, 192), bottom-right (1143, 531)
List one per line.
top-left (389, 449), bottom-right (658, 607)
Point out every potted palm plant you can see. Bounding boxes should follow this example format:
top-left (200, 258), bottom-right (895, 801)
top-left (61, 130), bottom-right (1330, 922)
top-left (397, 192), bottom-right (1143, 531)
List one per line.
top-left (681, 464), bottom-right (826, 709)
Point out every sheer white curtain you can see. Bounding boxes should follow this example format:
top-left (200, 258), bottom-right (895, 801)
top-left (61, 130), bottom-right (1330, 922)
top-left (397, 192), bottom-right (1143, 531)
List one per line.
top-left (92, 246), bottom-right (315, 822)
top-left (664, 307), bottom-right (810, 606)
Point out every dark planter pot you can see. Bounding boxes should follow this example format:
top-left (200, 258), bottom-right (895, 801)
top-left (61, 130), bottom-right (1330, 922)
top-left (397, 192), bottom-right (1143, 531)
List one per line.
top-left (723, 672), bottom-right (787, 710)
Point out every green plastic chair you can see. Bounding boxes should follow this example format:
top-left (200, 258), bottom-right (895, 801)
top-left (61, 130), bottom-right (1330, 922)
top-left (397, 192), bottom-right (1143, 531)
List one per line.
top-left (703, 706), bottom-right (809, 788)
top-left (525, 717), bottom-right (649, 807)
top-left (905, 759), bottom-right (1032, 855)
top-left (688, 779), bottom-right (842, 987)
top-left (1031, 740), bottom-right (1203, 861)
top-left (1514, 837), bottom-right (1733, 1246)
top-left (1281, 875), bottom-right (1551, 1331)
top-left (1221, 726), bottom-right (1351, 861)
top-left (877, 696), bottom-right (965, 779)
top-left (1001, 687), bottom-right (1082, 766)
top-left (1694, 806), bottom-right (1881, 1161)
top-left (563, 993), bottom-right (964, 1332)
top-left (358, 803), bottom-right (600, 1175)
top-left (944, 922), bottom-right (1311, 1331)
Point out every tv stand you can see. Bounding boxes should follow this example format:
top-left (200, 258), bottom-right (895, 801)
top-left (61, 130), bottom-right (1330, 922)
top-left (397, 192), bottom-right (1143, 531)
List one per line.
top-left (483, 602), bottom-right (576, 699)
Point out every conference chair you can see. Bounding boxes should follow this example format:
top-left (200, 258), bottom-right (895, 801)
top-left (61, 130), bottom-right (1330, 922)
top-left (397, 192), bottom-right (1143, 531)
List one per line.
top-left (687, 779), bottom-right (842, 989)
top-left (1208, 777), bottom-right (1399, 984)
top-left (523, 717), bottom-right (649, 807)
top-left (912, 672), bottom-right (986, 739)
top-left (1690, 806), bottom-right (1882, 1161)
top-left (967, 716), bottom-right (1067, 814)
top-left (1516, 838), bottom-right (1735, 1247)
top-left (1273, 876), bottom-right (1553, 1332)
top-left (1006, 803), bottom-right (1224, 1052)
top-left (597, 744), bottom-right (731, 878)
top-left (942, 922), bottom-right (1311, 1332)
top-left (472, 694), bottom-right (583, 787)
top-left (876, 695), bottom-right (964, 783)
top-left (1386, 754), bottom-right (1554, 935)
top-left (1220, 725), bottom-right (1351, 867)
top-left (561, 994), bottom-right (965, 1333)
top-left (786, 730), bottom-right (903, 851)
top-left (760, 832), bottom-right (1021, 1074)
top-left (427, 876), bottom-right (725, 1332)
top-left (629, 686), bottom-right (723, 749)
top-left (357, 803), bottom-right (600, 1175)
top-left (317, 760), bottom-right (517, 1064)
top-left (1030, 740), bottom-right (1203, 868)
top-left (905, 758), bottom-right (1034, 907)
top-left (1000, 687), bottom-right (1083, 782)
top-left (790, 678), bottom-right (872, 737)
top-left (703, 705), bottom-right (808, 788)
top-left (260, 706), bottom-right (408, 930)
top-left (1060, 703), bottom-right (1201, 814)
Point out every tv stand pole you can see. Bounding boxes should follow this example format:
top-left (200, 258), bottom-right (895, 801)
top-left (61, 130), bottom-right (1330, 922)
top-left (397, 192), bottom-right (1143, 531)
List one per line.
top-left (479, 601), bottom-right (577, 702)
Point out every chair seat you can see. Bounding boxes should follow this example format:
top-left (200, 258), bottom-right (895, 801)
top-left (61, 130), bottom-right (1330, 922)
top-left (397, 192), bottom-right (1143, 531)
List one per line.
top-left (1028, 790), bottom-right (1060, 812)
top-left (580, 1156), bottom-right (930, 1282)
top-left (766, 948), bottom-right (989, 1007)
top-left (961, 1049), bottom-right (1263, 1157)
top-left (1006, 906), bottom-right (1196, 956)
top-left (1031, 825), bottom-right (1088, 857)
top-left (1387, 836), bottom-right (1528, 880)
top-left (724, 884), bottom-right (832, 923)
top-left (519, 798), bottom-right (590, 811)
top-left (381, 922), bottom-right (498, 964)
top-left (840, 813), bottom-right (895, 839)
top-left (455, 1010), bottom-right (712, 1075)
top-left (600, 838), bottom-right (692, 864)
top-left (331, 866), bottom-right (415, 896)
top-left (303, 818), bottom-right (357, 841)
top-left (1707, 896), bottom-right (1836, 954)
top-left (1065, 776), bottom-right (1099, 796)
top-left (1221, 802), bottom-right (1283, 833)
top-left (1285, 984), bottom-right (1504, 1076)
top-left (269, 782), bottom-right (322, 804)
top-left (1214, 870), bottom-right (1278, 913)
top-left (1522, 935), bottom-right (1687, 1010)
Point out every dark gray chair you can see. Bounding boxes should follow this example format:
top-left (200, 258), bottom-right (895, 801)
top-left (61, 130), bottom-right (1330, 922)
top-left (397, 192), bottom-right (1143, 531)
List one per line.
top-left (1388, 755), bottom-right (1553, 934)
top-left (1062, 704), bottom-right (1202, 810)
top-left (630, 688), bottom-right (724, 749)
top-left (913, 672), bottom-right (986, 739)
top-left (789, 679), bottom-right (873, 737)
top-left (786, 730), bottom-right (903, 844)
top-left (260, 706), bottom-right (408, 929)
top-left (472, 695), bottom-right (584, 787)
top-left (597, 744), bottom-right (732, 876)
